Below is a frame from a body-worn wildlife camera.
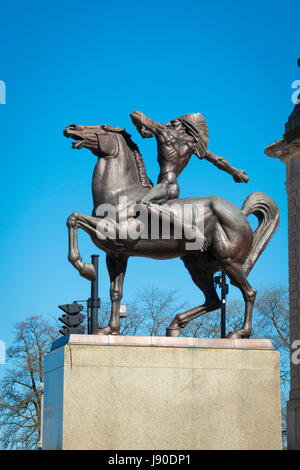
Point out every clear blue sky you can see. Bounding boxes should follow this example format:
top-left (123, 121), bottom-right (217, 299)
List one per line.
top-left (0, 0), bottom-right (299, 364)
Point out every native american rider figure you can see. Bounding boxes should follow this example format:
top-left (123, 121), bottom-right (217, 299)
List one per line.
top-left (130, 110), bottom-right (249, 205)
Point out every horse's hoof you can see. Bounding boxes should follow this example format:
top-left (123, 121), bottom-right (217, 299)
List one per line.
top-left (166, 327), bottom-right (181, 337)
top-left (226, 331), bottom-right (237, 339)
top-left (96, 327), bottom-right (111, 336)
top-left (226, 330), bottom-right (250, 339)
top-left (96, 327), bottom-right (120, 336)
top-left (80, 262), bottom-right (96, 282)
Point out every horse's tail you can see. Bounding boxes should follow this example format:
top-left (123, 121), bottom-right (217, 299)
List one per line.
top-left (241, 192), bottom-right (279, 276)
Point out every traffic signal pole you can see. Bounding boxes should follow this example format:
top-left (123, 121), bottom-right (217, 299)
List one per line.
top-left (89, 255), bottom-right (100, 334)
top-left (214, 270), bottom-right (229, 339)
top-left (220, 270), bottom-right (227, 339)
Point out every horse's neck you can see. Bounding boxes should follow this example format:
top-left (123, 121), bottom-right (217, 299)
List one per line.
top-left (92, 134), bottom-right (141, 208)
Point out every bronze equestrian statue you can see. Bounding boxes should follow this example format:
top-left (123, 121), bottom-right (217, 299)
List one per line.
top-left (63, 111), bottom-right (279, 338)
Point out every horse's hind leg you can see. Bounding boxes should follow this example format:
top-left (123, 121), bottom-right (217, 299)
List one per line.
top-left (166, 257), bottom-right (221, 337)
top-left (222, 260), bottom-right (256, 339)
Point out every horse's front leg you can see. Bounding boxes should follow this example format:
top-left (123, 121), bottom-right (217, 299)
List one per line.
top-left (67, 211), bottom-right (98, 281)
top-left (98, 254), bottom-right (128, 335)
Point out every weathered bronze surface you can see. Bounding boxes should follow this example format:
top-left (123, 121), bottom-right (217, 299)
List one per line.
top-left (63, 111), bottom-right (279, 338)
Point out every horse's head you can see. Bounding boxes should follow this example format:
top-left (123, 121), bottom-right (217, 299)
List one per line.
top-left (64, 122), bottom-right (152, 190)
top-left (63, 123), bottom-right (123, 157)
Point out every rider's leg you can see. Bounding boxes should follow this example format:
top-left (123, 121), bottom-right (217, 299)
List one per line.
top-left (138, 182), bottom-right (169, 204)
top-left (138, 172), bottom-right (179, 204)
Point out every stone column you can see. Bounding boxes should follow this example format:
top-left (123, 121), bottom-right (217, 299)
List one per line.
top-left (265, 87), bottom-right (300, 448)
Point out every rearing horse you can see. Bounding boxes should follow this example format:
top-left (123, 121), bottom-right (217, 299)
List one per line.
top-left (63, 123), bottom-right (279, 338)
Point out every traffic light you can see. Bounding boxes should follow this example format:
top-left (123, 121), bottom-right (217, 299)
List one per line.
top-left (58, 302), bottom-right (85, 335)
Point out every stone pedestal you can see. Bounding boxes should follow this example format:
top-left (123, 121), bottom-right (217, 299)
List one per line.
top-left (42, 335), bottom-right (282, 450)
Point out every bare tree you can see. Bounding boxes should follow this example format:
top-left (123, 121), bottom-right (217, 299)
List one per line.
top-left (181, 299), bottom-right (245, 338)
top-left (99, 287), bottom-right (189, 337)
top-left (254, 286), bottom-right (289, 349)
top-left (254, 286), bottom-right (289, 447)
top-left (98, 300), bottom-right (146, 336)
top-left (135, 286), bottom-right (189, 336)
top-left (0, 316), bottom-right (57, 449)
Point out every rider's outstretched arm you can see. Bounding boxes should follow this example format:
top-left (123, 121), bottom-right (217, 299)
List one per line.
top-left (203, 150), bottom-right (249, 183)
top-left (130, 110), bottom-right (165, 136)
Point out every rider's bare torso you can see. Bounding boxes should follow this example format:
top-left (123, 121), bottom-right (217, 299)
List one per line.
top-left (157, 124), bottom-right (195, 176)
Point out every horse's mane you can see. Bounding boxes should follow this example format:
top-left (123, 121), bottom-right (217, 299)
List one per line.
top-left (104, 125), bottom-right (152, 189)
